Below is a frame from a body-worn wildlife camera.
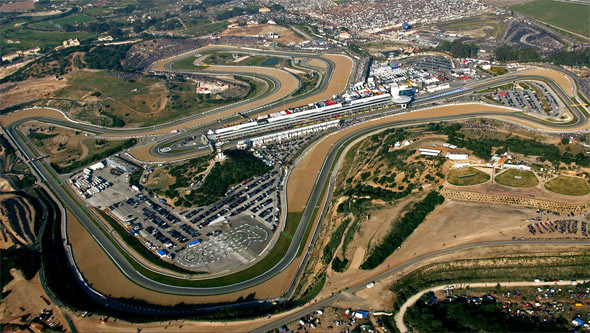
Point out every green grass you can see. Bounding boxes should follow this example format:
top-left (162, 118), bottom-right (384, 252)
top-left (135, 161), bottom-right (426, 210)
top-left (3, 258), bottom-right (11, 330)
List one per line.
top-left (170, 56), bottom-right (207, 70)
top-left (204, 54), bottom-right (283, 67)
top-left (447, 167), bottom-right (490, 186)
top-left (186, 21), bottom-right (228, 37)
top-left (285, 211), bottom-right (304, 236)
top-left (52, 14), bottom-right (95, 26)
top-left (544, 176), bottom-right (590, 196)
top-left (509, 0), bottom-right (590, 37)
top-left (439, 15), bottom-right (505, 38)
top-left (54, 70), bottom-right (155, 101)
top-left (0, 29), bottom-right (95, 56)
top-left (495, 169), bottom-right (539, 188)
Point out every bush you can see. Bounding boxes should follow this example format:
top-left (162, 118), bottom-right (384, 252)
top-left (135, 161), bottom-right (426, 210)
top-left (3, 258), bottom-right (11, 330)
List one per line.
top-left (184, 150), bottom-right (270, 206)
top-left (51, 138), bottom-right (136, 173)
top-left (361, 191), bottom-right (445, 269)
top-left (1, 246), bottom-right (40, 289)
top-left (331, 257), bottom-right (348, 272)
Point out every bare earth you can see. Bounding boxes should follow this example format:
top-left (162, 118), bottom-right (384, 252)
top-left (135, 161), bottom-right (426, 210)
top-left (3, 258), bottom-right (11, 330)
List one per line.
top-left (0, 0), bottom-right (34, 12)
top-left (0, 270), bottom-right (68, 330)
top-left (0, 77), bottom-right (67, 110)
top-left (307, 58), bottom-right (329, 70)
top-left (219, 24), bottom-right (305, 44)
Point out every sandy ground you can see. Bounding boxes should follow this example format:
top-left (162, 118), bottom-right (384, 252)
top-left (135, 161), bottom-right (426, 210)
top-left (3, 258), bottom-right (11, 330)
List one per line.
top-left (321, 199), bottom-right (555, 302)
top-left (127, 54), bottom-right (353, 162)
top-left (0, 270), bottom-right (68, 331)
top-left (0, 77), bottom-right (67, 110)
top-left (517, 67), bottom-right (576, 96)
top-left (331, 243), bottom-right (589, 316)
top-left (0, 268), bottom-right (300, 333)
top-left (0, 177), bottom-right (14, 192)
top-left (261, 54), bottom-right (353, 116)
top-left (219, 24), bottom-right (305, 44)
top-left (0, 0), bottom-right (34, 12)
top-left (307, 58), bottom-right (329, 70)
top-left (0, 59), bottom-right (33, 80)
top-left (0, 107), bottom-right (73, 128)
top-left (18, 121), bottom-right (91, 166)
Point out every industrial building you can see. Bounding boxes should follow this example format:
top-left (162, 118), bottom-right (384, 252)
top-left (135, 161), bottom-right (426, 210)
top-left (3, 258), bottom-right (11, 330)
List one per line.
top-left (419, 148), bottom-right (441, 157)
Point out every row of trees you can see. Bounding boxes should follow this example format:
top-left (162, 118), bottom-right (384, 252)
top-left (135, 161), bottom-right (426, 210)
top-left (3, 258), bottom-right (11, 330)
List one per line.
top-left (322, 218), bottom-right (351, 265)
top-left (437, 40), bottom-right (479, 58)
top-left (495, 44), bottom-right (590, 66)
top-left (360, 191), bottom-right (445, 270)
top-left (405, 292), bottom-right (569, 332)
top-left (438, 41), bottom-right (589, 67)
top-left (213, 4), bottom-right (260, 21)
top-left (84, 44), bottom-right (131, 71)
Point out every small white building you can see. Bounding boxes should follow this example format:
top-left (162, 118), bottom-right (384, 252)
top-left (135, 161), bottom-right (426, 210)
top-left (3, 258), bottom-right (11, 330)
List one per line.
top-left (446, 153), bottom-right (469, 160)
top-left (419, 148), bottom-right (441, 156)
top-left (89, 161), bottom-right (105, 171)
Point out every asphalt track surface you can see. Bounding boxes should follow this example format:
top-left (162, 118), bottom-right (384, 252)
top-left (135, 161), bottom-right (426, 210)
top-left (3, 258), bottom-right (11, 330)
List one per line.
top-left (2, 52), bottom-right (588, 298)
top-left (6, 106), bottom-right (588, 296)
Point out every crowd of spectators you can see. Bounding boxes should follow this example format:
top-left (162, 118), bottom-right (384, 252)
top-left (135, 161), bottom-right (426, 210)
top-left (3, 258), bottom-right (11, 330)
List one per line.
top-left (123, 36), bottom-right (278, 70)
top-left (124, 38), bottom-right (206, 70)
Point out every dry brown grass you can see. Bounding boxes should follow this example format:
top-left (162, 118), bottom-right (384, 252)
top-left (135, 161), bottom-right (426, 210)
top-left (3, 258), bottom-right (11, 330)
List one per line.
top-left (0, 77), bottom-right (67, 110)
top-left (0, 0), bottom-right (34, 12)
top-left (307, 58), bottom-right (329, 69)
top-left (0, 270), bottom-right (68, 329)
top-left (219, 24), bottom-right (305, 44)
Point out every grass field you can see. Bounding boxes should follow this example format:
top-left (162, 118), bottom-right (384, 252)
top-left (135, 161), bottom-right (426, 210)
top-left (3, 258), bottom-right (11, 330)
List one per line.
top-left (186, 21), bottom-right (228, 37)
top-left (52, 14), bottom-right (95, 26)
top-left (544, 176), bottom-right (590, 196)
top-left (509, 0), bottom-right (590, 37)
top-left (0, 26), bottom-right (95, 55)
top-left (54, 70), bottom-right (257, 127)
top-left (447, 167), bottom-right (490, 186)
top-left (22, 121), bottom-right (134, 169)
top-left (438, 15), bottom-right (506, 38)
top-left (204, 53), bottom-right (284, 67)
top-left (170, 56), bottom-right (207, 70)
top-left (495, 169), bottom-right (539, 188)
top-left (54, 70), bottom-right (160, 102)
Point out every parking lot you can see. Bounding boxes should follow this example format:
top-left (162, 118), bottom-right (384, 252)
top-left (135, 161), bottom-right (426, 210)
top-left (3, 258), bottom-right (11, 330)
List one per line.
top-left (491, 81), bottom-right (563, 117)
top-left (67, 121), bottom-right (337, 274)
top-left (176, 216), bottom-right (270, 272)
top-left (69, 159), bottom-right (283, 274)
